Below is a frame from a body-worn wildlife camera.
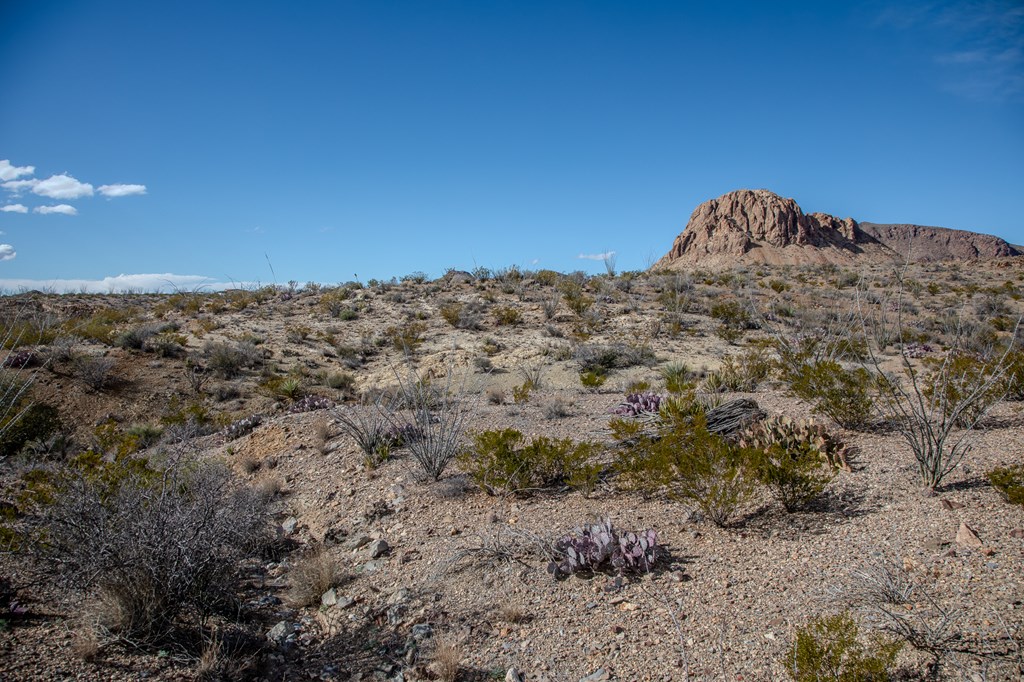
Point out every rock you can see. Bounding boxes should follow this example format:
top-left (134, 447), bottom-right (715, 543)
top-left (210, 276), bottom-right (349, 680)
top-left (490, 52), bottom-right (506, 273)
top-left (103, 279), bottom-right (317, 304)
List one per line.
top-left (281, 516), bottom-right (298, 536)
top-left (579, 669), bottom-right (610, 682)
top-left (1010, 528), bottom-right (1024, 539)
top-left (368, 539), bottom-right (391, 558)
top-left (956, 522), bottom-right (983, 548)
top-left (941, 499), bottom-right (965, 510)
top-left (321, 588), bottom-right (338, 607)
top-left (652, 189), bottom-right (1019, 271)
top-left (266, 620), bottom-right (295, 644)
top-left (410, 623), bottom-right (433, 641)
top-left (336, 595), bottom-right (356, 609)
top-left (505, 668), bottom-right (524, 682)
top-left (350, 535), bottom-right (371, 549)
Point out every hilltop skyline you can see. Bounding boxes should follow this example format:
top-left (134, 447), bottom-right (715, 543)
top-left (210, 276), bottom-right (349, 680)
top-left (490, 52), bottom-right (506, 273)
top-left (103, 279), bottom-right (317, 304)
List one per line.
top-left (1, 1), bottom-right (1022, 292)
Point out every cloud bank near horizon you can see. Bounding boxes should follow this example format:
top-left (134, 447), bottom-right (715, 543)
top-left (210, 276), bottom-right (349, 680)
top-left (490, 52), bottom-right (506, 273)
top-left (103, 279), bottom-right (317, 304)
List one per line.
top-left (0, 273), bottom-right (253, 294)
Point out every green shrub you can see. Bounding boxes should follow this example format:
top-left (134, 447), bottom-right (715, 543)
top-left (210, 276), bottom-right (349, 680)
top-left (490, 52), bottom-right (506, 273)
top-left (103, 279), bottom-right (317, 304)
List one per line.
top-left (708, 348), bottom-right (773, 392)
top-left (782, 360), bottom-right (874, 430)
top-left (384, 321), bottom-right (427, 353)
top-left (579, 370), bottom-right (607, 389)
top-left (740, 417), bottom-right (845, 512)
top-left (611, 406), bottom-right (758, 526)
top-left (204, 340), bottom-right (261, 379)
top-left (661, 362), bottom-right (692, 395)
top-left (787, 611), bottom-right (902, 682)
top-left (988, 464), bottom-right (1024, 506)
top-left (462, 429), bottom-right (602, 496)
top-left (0, 403), bottom-right (62, 459)
top-left (492, 305), bottom-right (522, 326)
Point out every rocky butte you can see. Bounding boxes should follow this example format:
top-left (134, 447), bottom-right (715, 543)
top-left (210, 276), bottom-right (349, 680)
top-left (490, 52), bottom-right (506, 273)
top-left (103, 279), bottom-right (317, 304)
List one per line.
top-left (652, 189), bottom-right (1020, 270)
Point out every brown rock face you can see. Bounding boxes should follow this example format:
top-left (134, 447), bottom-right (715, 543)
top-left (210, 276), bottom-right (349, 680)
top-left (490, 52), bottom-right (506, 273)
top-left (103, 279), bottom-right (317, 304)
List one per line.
top-left (653, 189), bottom-right (1019, 270)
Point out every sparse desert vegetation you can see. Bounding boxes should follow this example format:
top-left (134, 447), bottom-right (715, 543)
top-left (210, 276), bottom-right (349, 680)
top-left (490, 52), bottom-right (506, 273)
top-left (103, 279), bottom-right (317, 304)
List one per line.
top-left (1, 256), bottom-right (1023, 680)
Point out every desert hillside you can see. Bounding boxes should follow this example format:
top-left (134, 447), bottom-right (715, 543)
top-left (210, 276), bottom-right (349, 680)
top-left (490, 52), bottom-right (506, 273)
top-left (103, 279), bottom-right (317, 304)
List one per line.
top-left (1, 259), bottom-right (1023, 681)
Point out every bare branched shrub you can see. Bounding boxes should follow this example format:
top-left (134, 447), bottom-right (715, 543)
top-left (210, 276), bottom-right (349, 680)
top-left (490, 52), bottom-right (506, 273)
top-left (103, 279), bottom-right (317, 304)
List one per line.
top-left (36, 456), bottom-right (270, 645)
top-left (72, 355), bottom-right (116, 391)
top-left (864, 291), bottom-right (1020, 489)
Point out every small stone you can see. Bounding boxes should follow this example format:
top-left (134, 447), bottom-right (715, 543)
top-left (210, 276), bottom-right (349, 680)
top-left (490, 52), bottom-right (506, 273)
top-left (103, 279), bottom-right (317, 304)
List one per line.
top-left (321, 588), bottom-right (338, 607)
top-left (611, 624), bottom-right (624, 634)
top-left (267, 620), bottom-right (295, 643)
top-left (410, 623), bottom-right (433, 641)
top-left (579, 669), bottom-right (610, 682)
top-left (956, 522), bottom-right (983, 548)
top-left (281, 516), bottom-right (298, 536)
top-left (1010, 528), bottom-right (1024, 539)
top-left (351, 535), bottom-right (371, 549)
top-left (505, 667), bottom-right (524, 682)
top-left (336, 595), bottom-right (355, 609)
top-left (941, 499), bottom-right (964, 510)
top-left (368, 539), bottom-right (391, 558)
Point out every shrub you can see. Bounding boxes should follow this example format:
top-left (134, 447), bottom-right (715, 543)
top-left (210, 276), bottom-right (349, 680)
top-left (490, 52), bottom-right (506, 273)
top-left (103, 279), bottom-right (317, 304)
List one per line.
top-left (204, 341), bottom-right (261, 379)
top-left (988, 464), bottom-right (1024, 506)
top-left (34, 456), bottom-right (270, 645)
top-left (661, 362), bottom-right (691, 395)
top-left (786, 611), bottom-right (902, 682)
top-left (511, 381), bottom-right (533, 404)
top-left (334, 403), bottom-right (393, 469)
top-left (575, 343), bottom-right (655, 376)
top-left (325, 371), bottom-right (356, 393)
top-left (742, 421), bottom-right (838, 512)
top-left (439, 301), bottom-right (484, 330)
top-left (782, 360), bottom-right (874, 430)
top-left (72, 355), bottom-right (116, 391)
top-left (462, 429), bottom-right (602, 496)
top-left (547, 518), bottom-right (661, 578)
top-left (384, 369), bottom-right (470, 480)
top-left (708, 348), bottom-right (773, 392)
top-left (0, 402), bottom-right (62, 459)
top-left (579, 370), bottom-right (607, 389)
top-left (611, 407), bottom-right (758, 526)
top-left (384, 321), bottom-right (427, 353)
top-left (492, 305), bottom-right (523, 326)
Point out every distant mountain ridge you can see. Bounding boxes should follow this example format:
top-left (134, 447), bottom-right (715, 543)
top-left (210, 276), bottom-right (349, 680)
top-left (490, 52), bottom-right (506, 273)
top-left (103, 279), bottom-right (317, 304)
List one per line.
top-left (652, 189), bottom-right (1020, 270)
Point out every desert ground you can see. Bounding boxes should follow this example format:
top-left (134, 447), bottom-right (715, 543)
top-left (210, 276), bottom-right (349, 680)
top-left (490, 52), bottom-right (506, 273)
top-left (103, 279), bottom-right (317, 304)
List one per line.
top-left (1, 258), bottom-right (1022, 681)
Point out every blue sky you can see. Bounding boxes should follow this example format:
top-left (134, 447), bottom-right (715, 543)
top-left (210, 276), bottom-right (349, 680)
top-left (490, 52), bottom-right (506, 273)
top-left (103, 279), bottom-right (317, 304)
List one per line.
top-left (1, 1), bottom-right (1022, 291)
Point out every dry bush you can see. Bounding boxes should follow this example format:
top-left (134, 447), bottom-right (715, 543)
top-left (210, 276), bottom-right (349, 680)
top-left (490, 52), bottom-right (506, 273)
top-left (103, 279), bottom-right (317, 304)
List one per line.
top-left (72, 355), bottom-right (116, 391)
top-left (36, 456), bottom-right (270, 645)
top-left (287, 546), bottom-right (346, 607)
top-left (496, 600), bottom-right (528, 624)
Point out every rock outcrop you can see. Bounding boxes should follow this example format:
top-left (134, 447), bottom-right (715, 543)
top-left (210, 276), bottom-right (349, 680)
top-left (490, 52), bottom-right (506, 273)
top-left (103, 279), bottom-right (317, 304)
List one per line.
top-left (653, 189), bottom-right (1019, 270)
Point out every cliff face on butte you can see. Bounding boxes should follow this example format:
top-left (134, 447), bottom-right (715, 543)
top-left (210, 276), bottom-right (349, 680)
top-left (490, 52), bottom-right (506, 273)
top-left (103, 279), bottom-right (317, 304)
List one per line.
top-left (652, 189), bottom-right (1019, 270)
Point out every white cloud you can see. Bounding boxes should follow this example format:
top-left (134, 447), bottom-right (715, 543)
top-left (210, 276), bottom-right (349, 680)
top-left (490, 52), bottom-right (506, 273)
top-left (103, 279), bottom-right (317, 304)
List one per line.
top-left (98, 183), bottom-right (146, 197)
top-left (35, 204), bottom-right (78, 215)
top-left (578, 251), bottom-right (616, 261)
top-left (2, 179), bottom-right (39, 194)
top-left (0, 245), bottom-right (15, 261)
top-left (33, 173), bottom-right (93, 199)
top-left (0, 160), bottom-right (34, 182)
top-left (0, 273), bottom-right (249, 294)
top-left (1, 204), bottom-right (28, 213)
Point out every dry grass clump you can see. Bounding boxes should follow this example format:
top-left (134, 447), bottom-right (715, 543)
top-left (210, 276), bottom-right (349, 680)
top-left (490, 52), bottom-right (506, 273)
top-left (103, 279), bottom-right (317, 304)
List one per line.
top-left (286, 546), bottom-right (346, 607)
top-left (496, 600), bottom-right (528, 624)
top-left (428, 636), bottom-right (462, 682)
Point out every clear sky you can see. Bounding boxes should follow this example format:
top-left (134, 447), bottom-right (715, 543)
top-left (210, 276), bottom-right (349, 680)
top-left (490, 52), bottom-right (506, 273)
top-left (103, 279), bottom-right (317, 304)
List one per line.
top-left (1, 1), bottom-right (1022, 291)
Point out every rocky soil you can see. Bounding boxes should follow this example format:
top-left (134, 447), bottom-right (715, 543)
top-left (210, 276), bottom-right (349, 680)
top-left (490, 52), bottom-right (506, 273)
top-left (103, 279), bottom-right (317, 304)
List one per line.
top-left (1, 258), bottom-right (1023, 681)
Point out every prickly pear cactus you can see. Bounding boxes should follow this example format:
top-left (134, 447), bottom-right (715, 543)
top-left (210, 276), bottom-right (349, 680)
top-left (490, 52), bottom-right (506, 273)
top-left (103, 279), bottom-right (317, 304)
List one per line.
top-left (739, 416), bottom-right (851, 472)
top-left (610, 392), bottom-right (664, 419)
top-left (548, 518), bottom-right (661, 578)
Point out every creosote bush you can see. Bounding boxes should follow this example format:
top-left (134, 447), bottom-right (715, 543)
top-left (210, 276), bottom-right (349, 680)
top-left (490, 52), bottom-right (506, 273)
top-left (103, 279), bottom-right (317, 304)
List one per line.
top-left (781, 359), bottom-right (874, 431)
top-left (611, 403), bottom-right (758, 526)
top-left (461, 428), bottom-right (601, 496)
top-left (988, 464), bottom-right (1024, 506)
top-left (787, 611), bottom-right (902, 682)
